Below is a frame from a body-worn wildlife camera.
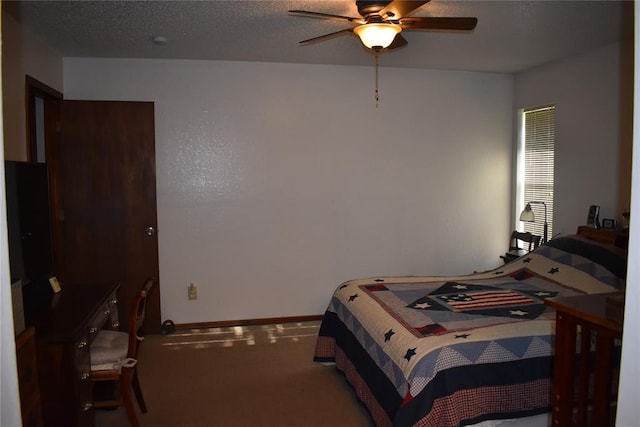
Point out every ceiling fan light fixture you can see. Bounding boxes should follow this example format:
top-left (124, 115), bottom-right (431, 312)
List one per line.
top-left (354, 23), bottom-right (401, 49)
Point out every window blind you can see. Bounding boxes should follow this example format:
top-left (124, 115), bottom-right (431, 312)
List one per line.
top-left (522, 106), bottom-right (555, 241)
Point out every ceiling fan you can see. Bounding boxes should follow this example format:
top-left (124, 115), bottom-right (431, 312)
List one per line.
top-left (289, 0), bottom-right (478, 52)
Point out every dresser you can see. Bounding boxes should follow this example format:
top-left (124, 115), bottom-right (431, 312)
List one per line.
top-left (32, 282), bottom-right (119, 427)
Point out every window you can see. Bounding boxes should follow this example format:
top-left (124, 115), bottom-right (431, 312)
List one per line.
top-left (518, 106), bottom-right (555, 242)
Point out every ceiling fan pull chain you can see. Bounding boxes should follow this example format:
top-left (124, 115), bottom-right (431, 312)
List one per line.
top-left (375, 53), bottom-right (379, 108)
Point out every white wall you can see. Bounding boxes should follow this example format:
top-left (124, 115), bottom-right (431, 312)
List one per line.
top-left (64, 58), bottom-right (513, 324)
top-left (514, 43), bottom-right (630, 235)
top-left (615, 8), bottom-right (640, 425)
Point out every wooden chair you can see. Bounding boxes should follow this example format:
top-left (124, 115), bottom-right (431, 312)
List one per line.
top-left (501, 231), bottom-right (542, 263)
top-left (90, 278), bottom-right (156, 427)
top-left (509, 230), bottom-right (541, 252)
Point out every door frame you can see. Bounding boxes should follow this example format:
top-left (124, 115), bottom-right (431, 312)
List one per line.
top-left (26, 75), bottom-right (61, 162)
top-left (25, 75), bottom-right (64, 276)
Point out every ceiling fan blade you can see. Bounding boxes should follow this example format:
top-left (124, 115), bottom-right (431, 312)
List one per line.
top-left (400, 17), bottom-right (478, 31)
top-left (289, 10), bottom-right (363, 23)
top-left (386, 34), bottom-right (408, 50)
top-left (379, 1), bottom-right (431, 19)
top-left (299, 28), bottom-right (354, 45)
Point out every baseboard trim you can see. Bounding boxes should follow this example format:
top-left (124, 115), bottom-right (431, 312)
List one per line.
top-left (174, 314), bottom-right (324, 330)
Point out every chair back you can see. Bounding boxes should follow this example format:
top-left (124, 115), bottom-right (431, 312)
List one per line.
top-left (127, 277), bottom-right (156, 360)
top-left (508, 231), bottom-right (542, 252)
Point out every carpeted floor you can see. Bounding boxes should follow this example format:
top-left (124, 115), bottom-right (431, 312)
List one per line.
top-left (95, 320), bottom-right (373, 426)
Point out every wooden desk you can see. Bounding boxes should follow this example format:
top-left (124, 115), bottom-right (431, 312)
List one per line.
top-left (545, 293), bottom-right (623, 427)
top-left (32, 282), bottom-right (119, 427)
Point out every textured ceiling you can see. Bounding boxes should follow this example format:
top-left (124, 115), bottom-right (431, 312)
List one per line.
top-left (5, 0), bottom-right (631, 73)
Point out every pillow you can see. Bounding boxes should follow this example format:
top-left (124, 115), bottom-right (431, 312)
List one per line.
top-left (544, 234), bottom-right (628, 279)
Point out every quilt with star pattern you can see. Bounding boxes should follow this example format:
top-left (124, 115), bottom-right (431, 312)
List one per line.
top-left (314, 236), bottom-right (626, 427)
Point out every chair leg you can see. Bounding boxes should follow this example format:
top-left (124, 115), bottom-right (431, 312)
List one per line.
top-left (132, 368), bottom-right (147, 413)
top-left (121, 368), bottom-right (140, 427)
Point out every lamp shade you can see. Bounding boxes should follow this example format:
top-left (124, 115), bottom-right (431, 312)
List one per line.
top-left (354, 23), bottom-right (401, 49)
top-left (519, 203), bottom-right (535, 222)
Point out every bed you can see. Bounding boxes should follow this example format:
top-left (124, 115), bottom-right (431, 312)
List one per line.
top-left (314, 233), bottom-right (627, 427)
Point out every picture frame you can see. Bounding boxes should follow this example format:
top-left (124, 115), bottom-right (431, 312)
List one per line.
top-left (586, 205), bottom-right (600, 229)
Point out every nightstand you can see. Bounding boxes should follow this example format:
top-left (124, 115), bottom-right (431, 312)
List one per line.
top-left (545, 293), bottom-right (623, 427)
